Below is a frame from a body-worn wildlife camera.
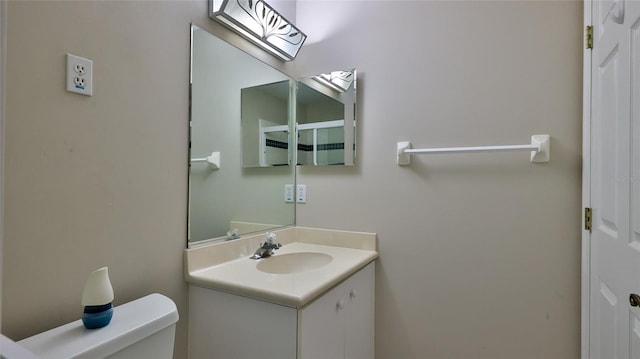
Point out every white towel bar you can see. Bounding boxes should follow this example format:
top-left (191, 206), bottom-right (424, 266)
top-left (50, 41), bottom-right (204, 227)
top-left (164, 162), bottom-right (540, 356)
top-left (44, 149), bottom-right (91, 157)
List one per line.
top-left (190, 151), bottom-right (220, 169)
top-left (396, 134), bottom-right (550, 165)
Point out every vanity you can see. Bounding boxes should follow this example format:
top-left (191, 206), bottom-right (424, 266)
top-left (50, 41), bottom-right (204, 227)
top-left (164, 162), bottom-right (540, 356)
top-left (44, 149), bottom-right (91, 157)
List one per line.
top-left (187, 17), bottom-right (368, 359)
top-left (184, 227), bottom-right (378, 359)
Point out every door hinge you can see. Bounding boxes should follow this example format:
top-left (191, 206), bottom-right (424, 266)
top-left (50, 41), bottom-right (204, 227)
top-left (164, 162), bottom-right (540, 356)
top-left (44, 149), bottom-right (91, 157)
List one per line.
top-left (585, 207), bottom-right (592, 231)
top-left (585, 26), bottom-right (593, 49)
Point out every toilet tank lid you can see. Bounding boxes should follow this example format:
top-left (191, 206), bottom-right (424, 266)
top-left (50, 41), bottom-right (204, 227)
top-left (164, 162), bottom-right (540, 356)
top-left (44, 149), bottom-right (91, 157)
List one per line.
top-left (18, 293), bottom-right (179, 359)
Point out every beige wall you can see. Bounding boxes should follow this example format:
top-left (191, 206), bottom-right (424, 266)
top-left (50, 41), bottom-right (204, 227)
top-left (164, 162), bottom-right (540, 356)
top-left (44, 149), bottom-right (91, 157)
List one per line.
top-left (1, 1), bottom-right (298, 357)
top-left (0, 0), bottom-right (6, 332)
top-left (2, 0), bottom-right (582, 359)
top-left (2, 1), bottom-right (205, 357)
top-left (295, 1), bottom-right (583, 358)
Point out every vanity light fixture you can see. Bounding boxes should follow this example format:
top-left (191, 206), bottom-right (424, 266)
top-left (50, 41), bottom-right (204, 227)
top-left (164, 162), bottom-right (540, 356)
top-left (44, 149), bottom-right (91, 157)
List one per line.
top-left (312, 70), bottom-right (354, 93)
top-left (209, 0), bottom-right (306, 61)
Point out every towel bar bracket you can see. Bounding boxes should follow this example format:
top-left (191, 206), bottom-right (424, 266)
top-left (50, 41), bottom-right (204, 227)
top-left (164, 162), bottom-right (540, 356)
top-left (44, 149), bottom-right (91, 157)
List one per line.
top-left (190, 151), bottom-right (221, 169)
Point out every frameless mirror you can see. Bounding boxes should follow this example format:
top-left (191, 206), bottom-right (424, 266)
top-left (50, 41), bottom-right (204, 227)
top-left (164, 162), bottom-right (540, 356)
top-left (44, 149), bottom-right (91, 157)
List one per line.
top-left (241, 80), bottom-right (292, 167)
top-left (296, 69), bottom-right (357, 166)
top-left (189, 25), bottom-right (295, 244)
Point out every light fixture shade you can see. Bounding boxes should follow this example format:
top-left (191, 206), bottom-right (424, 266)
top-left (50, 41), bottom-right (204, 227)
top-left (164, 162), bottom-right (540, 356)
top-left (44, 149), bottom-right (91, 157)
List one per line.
top-left (313, 70), bottom-right (355, 93)
top-left (81, 267), bottom-right (114, 306)
top-left (209, 0), bottom-right (306, 61)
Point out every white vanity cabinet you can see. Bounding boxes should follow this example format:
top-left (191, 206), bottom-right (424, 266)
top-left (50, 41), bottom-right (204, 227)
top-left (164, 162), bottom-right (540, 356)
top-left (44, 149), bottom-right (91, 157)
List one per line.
top-left (188, 262), bottom-right (375, 359)
top-left (298, 261), bottom-right (375, 359)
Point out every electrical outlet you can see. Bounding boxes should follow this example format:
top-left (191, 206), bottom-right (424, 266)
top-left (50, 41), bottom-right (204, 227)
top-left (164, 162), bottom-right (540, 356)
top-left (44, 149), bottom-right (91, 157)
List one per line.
top-left (66, 53), bottom-right (93, 96)
top-left (296, 184), bottom-right (307, 203)
top-left (284, 184), bottom-right (294, 203)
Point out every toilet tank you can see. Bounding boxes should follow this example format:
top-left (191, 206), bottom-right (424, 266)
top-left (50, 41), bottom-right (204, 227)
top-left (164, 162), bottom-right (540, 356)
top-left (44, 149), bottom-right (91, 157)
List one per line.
top-left (17, 293), bottom-right (179, 359)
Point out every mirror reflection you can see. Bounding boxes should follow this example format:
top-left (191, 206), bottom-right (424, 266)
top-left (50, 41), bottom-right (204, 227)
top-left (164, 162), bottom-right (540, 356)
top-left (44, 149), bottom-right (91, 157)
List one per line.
top-left (189, 25), bottom-right (295, 244)
top-left (241, 80), bottom-right (292, 167)
top-left (297, 69), bottom-right (357, 166)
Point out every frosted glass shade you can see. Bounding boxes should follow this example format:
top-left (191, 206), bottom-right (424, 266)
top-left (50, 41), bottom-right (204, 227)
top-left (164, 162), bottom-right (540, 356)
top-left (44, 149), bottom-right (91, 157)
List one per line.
top-left (81, 267), bottom-right (114, 306)
top-left (313, 71), bottom-right (355, 93)
top-left (209, 0), bottom-right (306, 61)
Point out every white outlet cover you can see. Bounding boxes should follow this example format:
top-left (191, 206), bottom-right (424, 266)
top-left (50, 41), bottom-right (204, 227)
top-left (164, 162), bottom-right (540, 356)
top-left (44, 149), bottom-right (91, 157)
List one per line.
top-left (66, 53), bottom-right (93, 96)
top-left (284, 184), bottom-right (294, 203)
top-left (296, 184), bottom-right (306, 203)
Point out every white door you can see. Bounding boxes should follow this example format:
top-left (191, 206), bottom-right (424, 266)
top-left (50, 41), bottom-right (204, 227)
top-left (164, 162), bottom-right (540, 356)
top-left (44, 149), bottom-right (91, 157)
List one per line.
top-left (0, 0), bottom-right (5, 330)
top-left (589, 0), bottom-right (640, 357)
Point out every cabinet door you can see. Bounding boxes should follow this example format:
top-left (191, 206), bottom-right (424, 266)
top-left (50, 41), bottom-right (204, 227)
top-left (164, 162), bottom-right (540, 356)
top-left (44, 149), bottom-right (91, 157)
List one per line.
top-left (189, 286), bottom-right (297, 359)
top-left (299, 262), bottom-right (376, 359)
top-left (344, 262), bottom-right (375, 359)
top-left (299, 278), bottom-right (346, 359)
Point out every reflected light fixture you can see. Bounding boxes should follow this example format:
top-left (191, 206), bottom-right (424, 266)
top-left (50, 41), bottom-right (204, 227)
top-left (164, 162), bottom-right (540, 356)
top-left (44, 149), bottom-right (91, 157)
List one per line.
top-left (209, 0), bottom-right (307, 61)
top-left (313, 70), bottom-right (354, 93)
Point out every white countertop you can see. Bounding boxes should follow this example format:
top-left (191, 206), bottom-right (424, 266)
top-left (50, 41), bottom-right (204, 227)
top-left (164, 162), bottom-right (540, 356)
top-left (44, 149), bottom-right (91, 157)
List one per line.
top-left (186, 241), bottom-right (378, 308)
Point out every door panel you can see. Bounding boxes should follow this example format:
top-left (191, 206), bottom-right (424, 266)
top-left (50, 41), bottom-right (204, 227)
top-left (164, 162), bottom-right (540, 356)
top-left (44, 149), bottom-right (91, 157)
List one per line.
top-left (596, 280), bottom-right (618, 358)
top-left (590, 1), bottom-right (640, 358)
top-left (631, 314), bottom-right (640, 358)
top-left (596, 44), bottom-right (620, 236)
top-left (632, 15), bottom-right (640, 249)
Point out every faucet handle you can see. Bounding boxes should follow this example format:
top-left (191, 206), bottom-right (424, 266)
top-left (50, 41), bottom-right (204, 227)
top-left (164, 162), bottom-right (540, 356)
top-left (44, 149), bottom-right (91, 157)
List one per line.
top-left (265, 231), bottom-right (277, 244)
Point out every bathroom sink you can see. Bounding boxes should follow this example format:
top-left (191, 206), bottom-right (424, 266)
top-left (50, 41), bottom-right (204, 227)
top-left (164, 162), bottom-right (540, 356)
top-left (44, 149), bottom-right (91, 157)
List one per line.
top-left (256, 252), bottom-right (333, 274)
top-left (187, 238), bottom-right (378, 307)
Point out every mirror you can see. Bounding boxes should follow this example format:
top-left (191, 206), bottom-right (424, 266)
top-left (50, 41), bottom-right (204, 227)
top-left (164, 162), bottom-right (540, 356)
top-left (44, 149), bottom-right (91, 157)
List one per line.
top-left (189, 25), bottom-right (295, 244)
top-left (241, 80), bottom-right (292, 167)
top-left (296, 70), bottom-right (357, 166)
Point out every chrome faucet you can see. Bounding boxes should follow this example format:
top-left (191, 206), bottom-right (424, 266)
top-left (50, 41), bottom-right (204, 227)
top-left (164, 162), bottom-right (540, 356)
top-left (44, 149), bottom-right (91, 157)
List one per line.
top-left (226, 228), bottom-right (240, 241)
top-left (250, 232), bottom-right (282, 259)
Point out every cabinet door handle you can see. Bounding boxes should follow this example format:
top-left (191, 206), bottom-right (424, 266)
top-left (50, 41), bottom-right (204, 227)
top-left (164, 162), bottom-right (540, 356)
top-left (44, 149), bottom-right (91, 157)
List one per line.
top-left (336, 299), bottom-right (344, 310)
top-left (350, 290), bottom-right (357, 300)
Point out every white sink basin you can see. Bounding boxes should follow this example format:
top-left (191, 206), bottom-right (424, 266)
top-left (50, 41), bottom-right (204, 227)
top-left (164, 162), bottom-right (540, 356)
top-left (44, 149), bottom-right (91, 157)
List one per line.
top-left (186, 239), bottom-right (378, 307)
top-left (256, 252), bottom-right (333, 274)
